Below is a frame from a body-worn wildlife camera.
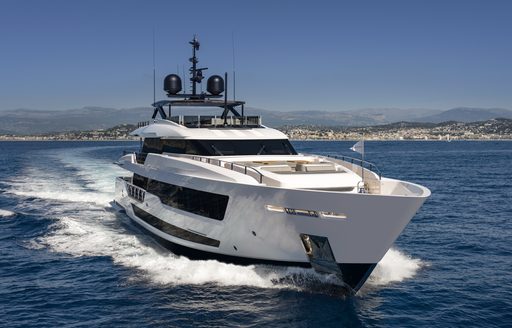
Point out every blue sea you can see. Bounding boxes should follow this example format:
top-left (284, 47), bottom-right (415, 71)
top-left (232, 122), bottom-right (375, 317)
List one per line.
top-left (1, 140), bottom-right (511, 327)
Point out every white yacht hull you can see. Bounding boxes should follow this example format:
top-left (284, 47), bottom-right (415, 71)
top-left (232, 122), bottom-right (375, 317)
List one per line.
top-left (114, 165), bottom-right (429, 291)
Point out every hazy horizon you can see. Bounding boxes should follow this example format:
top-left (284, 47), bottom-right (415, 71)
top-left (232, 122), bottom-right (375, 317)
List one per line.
top-left (4, 105), bottom-right (512, 114)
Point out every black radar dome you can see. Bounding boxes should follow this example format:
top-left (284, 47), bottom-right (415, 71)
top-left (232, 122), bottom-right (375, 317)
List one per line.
top-left (164, 74), bottom-right (182, 95)
top-left (207, 75), bottom-right (224, 95)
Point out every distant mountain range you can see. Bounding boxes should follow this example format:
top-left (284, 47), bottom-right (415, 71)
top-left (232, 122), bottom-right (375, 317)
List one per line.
top-left (0, 107), bottom-right (150, 135)
top-left (251, 107), bottom-right (442, 127)
top-left (415, 107), bottom-right (512, 123)
top-left (0, 106), bottom-right (511, 135)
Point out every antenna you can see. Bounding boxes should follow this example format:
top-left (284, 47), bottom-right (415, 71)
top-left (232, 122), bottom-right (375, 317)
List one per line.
top-left (224, 72), bottom-right (228, 124)
top-left (232, 32), bottom-right (236, 101)
top-left (182, 64), bottom-right (186, 94)
top-left (152, 28), bottom-right (156, 105)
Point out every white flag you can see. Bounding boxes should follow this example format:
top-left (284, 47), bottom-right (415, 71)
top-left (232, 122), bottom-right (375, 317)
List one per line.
top-left (350, 140), bottom-right (364, 154)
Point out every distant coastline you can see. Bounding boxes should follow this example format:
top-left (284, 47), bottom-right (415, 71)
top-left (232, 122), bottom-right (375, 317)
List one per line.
top-left (1, 138), bottom-right (511, 142)
top-left (1, 118), bottom-right (511, 141)
top-left (282, 118), bottom-right (512, 141)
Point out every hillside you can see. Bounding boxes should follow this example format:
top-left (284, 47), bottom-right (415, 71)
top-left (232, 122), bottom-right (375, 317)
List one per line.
top-left (416, 107), bottom-right (512, 123)
top-left (0, 106), bottom-right (510, 135)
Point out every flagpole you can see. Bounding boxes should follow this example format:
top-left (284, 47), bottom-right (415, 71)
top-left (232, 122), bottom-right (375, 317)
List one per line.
top-left (361, 134), bottom-right (365, 192)
top-left (350, 136), bottom-right (366, 193)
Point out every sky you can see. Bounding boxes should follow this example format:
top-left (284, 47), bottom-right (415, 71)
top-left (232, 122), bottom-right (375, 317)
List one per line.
top-left (0, 0), bottom-right (511, 112)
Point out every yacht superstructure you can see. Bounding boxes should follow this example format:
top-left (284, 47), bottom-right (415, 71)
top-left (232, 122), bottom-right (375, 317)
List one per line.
top-left (114, 37), bottom-right (430, 294)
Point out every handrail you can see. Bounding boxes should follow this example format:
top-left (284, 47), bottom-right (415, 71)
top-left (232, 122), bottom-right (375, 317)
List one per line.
top-left (126, 181), bottom-right (146, 202)
top-left (313, 153), bottom-right (382, 180)
top-left (124, 150), bottom-right (380, 185)
top-left (137, 121), bottom-right (150, 128)
top-left (123, 150), bottom-right (264, 183)
top-left (169, 115), bottom-right (261, 128)
top-left (123, 150), bottom-right (146, 164)
top-left (187, 155), bottom-right (264, 184)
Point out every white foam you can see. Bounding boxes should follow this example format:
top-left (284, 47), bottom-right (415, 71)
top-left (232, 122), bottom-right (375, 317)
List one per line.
top-left (36, 215), bottom-right (287, 289)
top-left (38, 211), bottom-right (423, 290)
top-left (7, 168), bottom-right (113, 206)
top-left (56, 148), bottom-right (125, 194)
top-left (0, 209), bottom-right (16, 217)
top-left (6, 146), bottom-right (124, 206)
top-left (367, 248), bottom-right (425, 286)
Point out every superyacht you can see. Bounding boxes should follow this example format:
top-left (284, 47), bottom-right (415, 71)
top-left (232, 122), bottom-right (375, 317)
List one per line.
top-left (114, 37), bottom-right (430, 294)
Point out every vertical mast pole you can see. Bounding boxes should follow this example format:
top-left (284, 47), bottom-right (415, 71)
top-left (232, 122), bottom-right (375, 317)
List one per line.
top-left (152, 29), bottom-right (156, 105)
top-left (190, 35), bottom-right (199, 96)
top-left (223, 72), bottom-right (228, 125)
top-left (232, 32), bottom-right (236, 101)
top-left (192, 38), bottom-right (196, 95)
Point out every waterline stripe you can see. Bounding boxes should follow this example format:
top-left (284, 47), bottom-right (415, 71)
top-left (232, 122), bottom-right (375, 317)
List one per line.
top-left (131, 204), bottom-right (220, 247)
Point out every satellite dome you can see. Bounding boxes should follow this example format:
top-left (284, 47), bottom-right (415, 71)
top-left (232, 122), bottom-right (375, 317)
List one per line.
top-left (164, 74), bottom-right (182, 95)
top-left (207, 75), bottom-right (224, 96)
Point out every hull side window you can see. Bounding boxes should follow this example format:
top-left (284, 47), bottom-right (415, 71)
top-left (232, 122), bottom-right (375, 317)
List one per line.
top-left (147, 179), bottom-right (229, 221)
top-left (132, 173), bottom-right (148, 189)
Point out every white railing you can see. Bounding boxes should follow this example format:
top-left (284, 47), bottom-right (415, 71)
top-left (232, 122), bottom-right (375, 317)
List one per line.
top-left (126, 182), bottom-right (146, 202)
top-left (169, 115), bottom-right (261, 128)
top-left (312, 154), bottom-right (382, 194)
top-left (187, 155), bottom-right (264, 184)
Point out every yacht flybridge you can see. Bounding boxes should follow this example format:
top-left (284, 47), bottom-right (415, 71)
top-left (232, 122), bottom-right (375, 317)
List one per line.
top-left (114, 37), bottom-right (430, 294)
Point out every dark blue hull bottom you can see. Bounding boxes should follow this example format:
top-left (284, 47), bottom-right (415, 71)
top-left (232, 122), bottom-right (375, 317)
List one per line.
top-left (129, 209), bottom-right (376, 293)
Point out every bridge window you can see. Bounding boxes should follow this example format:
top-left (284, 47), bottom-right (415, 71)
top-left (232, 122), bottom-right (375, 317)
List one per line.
top-left (142, 138), bottom-right (297, 156)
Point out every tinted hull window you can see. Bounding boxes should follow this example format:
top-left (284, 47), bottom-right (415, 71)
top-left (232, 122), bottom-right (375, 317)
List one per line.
top-left (147, 179), bottom-right (229, 221)
top-left (141, 138), bottom-right (163, 154)
top-left (132, 173), bottom-right (148, 189)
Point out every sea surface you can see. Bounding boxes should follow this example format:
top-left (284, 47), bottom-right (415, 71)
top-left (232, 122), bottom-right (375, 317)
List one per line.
top-left (0, 140), bottom-right (511, 327)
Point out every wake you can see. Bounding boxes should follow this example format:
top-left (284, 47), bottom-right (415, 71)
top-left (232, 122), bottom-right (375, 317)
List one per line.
top-left (7, 146), bottom-right (425, 293)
